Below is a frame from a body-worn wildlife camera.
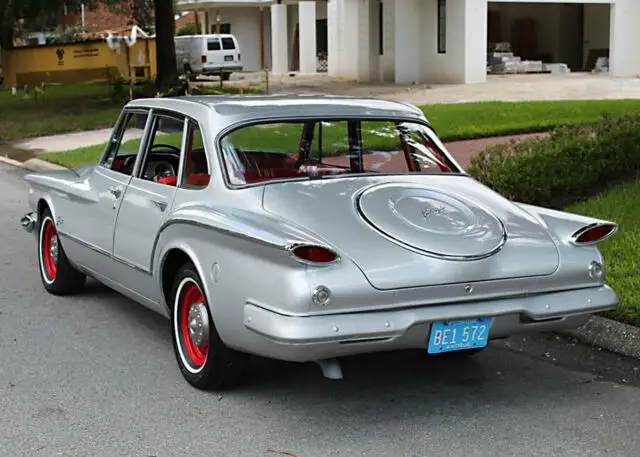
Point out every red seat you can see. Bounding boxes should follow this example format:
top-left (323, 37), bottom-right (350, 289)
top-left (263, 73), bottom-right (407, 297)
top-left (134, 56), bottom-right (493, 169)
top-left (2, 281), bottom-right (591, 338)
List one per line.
top-left (158, 176), bottom-right (177, 186)
top-left (186, 173), bottom-right (211, 187)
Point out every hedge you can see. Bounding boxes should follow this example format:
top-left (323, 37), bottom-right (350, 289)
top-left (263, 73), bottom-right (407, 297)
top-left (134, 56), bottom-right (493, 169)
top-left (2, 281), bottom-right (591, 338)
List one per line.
top-left (467, 113), bottom-right (640, 208)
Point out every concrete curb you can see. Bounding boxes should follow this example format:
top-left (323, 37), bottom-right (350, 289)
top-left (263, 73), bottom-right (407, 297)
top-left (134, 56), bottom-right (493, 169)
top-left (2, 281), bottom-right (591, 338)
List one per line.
top-left (0, 155), bottom-right (26, 168)
top-left (559, 315), bottom-right (640, 360)
top-left (22, 158), bottom-right (66, 172)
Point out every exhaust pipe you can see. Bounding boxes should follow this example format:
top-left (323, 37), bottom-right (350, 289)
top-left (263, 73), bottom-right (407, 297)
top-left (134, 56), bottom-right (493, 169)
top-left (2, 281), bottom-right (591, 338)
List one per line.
top-left (20, 213), bottom-right (36, 233)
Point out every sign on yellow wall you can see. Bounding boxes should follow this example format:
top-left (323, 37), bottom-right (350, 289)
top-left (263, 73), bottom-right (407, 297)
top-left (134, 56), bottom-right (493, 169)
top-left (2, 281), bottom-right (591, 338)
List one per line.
top-left (2, 38), bottom-right (157, 88)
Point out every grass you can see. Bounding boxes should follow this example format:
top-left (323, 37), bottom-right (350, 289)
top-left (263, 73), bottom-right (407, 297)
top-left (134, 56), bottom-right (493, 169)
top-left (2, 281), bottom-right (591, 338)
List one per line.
top-left (0, 83), bottom-right (123, 142)
top-left (567, 180), bottom-right (640, 326)
top-left (0, 81), bottom-right (261, 143)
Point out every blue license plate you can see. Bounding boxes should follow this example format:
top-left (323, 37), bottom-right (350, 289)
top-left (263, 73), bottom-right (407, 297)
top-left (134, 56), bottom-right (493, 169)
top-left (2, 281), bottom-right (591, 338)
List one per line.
top-left (427, 317), bottom-right (493, 354)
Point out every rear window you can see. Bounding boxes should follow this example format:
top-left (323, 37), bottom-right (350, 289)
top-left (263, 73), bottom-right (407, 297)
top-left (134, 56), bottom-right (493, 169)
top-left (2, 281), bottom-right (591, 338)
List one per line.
top-left (207, 39), bottom-right (221, 51)
top-left (219, 119), bottom-right (461, 186)
top-left (221, 38), bottom-right (235, 50)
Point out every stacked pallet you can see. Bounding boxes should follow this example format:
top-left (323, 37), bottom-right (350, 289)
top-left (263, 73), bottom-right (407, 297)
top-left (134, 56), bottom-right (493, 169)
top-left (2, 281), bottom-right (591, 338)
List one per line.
top-left (487, 42), bottom-right (548, 75)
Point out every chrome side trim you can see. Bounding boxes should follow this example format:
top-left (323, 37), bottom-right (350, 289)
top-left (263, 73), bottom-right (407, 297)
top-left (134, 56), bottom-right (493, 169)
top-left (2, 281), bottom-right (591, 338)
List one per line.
top-left (150, 217), bottom-right (295, 273)
top-left (57, 229), bottom-right (152, 275)
top-left (570, 222), bottom-right (618, 246)
top-left (57, 230), bottom-right (111, 257)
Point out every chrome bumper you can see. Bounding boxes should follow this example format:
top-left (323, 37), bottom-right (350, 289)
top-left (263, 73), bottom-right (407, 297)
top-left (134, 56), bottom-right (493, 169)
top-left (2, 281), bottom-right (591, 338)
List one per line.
top-left (21, 212), bottom-right (38, 234)
top-left (242, 285), bottom-right (618, 362)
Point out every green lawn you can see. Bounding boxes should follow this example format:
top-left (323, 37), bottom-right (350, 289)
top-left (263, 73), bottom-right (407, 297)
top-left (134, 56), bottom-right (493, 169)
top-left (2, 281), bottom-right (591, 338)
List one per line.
top-left (0, 83), bottom-right (123, 142)
top-left (567, 180), bottom-right (640, 326)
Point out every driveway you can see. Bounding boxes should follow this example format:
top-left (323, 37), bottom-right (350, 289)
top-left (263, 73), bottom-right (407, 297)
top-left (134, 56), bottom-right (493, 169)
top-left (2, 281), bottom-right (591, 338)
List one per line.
top-left (222, 72), bottom-right (640, 105)
top-left (1, 162), bottom-right (640, 457)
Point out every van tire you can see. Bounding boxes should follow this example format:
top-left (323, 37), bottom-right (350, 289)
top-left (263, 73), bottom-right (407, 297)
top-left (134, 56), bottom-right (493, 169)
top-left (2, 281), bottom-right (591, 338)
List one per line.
top-left (221, 72), bottom-right (231, 81)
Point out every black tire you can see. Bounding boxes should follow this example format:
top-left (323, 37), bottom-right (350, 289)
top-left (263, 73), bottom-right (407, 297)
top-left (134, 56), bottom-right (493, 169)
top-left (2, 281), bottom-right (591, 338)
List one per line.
top-left (170, 262), bottom-right (248, 390)
top-left (221, 72), bottom-right (231, 81)
top-left (38, 208), bottom-right (86, 295)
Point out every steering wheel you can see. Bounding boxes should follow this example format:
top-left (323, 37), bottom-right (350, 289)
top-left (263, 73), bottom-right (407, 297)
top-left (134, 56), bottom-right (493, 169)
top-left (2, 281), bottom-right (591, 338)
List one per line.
top-left (151, 143), bottom-right (181, 154)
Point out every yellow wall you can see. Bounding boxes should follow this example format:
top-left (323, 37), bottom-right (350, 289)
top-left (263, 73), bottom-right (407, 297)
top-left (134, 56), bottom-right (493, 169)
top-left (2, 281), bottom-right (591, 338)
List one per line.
top-left (2, 39), bottom-right (157, 88)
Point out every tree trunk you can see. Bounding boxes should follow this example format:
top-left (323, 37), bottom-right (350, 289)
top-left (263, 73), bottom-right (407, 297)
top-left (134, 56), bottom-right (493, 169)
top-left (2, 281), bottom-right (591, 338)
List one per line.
top-left (154, 0), bottom-right (178, 91)
top-left (0, 23), bottom-right (14, 51)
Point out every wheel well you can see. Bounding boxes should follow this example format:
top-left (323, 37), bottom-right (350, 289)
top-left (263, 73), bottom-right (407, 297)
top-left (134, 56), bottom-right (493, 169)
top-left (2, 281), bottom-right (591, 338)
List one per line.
top-left (161, 249), bottom-right (193, 310)
top-left (37, 199), bottom-right (49, 221)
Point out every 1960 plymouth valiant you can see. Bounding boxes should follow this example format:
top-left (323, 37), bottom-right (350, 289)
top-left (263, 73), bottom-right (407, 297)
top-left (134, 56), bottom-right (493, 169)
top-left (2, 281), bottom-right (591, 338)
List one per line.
top-left (20, 95), bottom-right (619, 390)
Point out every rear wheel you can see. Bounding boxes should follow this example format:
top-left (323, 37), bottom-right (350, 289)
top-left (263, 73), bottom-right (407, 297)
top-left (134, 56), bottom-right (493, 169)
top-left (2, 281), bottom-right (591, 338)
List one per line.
top-left (170, 262), bottom-right (248, 390)
top-left (38, 208), bottom-right (86, 295)
top-left (221, 72), bottom-right (231, 81)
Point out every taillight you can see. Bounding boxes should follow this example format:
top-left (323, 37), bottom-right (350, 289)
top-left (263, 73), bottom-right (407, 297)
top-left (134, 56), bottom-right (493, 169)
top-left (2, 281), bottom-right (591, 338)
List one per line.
top-left (291, 245), bottom-right (338, 264)
top-left (201, 55), bottom-right (206, 63)
top-left (571, 223), bottom-right (617, 245)
top-left (238, 53), bottom-right (241, 61)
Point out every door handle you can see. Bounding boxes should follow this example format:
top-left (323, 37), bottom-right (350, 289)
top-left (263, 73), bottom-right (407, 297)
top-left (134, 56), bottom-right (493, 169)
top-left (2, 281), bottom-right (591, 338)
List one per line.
top-left (108, 186), bottom-right (122, 198)
top-left (150, 199), bottom-right (168, 212)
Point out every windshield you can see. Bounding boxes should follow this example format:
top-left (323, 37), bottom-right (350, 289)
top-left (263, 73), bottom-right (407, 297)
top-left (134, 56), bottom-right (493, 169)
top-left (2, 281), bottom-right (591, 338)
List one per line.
top-left (219, 119), bottom-right (461, 186)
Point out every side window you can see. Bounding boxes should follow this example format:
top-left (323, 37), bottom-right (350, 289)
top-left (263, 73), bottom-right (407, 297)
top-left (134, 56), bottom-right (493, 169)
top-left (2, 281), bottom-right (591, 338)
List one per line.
top-left (181, 121), bottom-right (210, 189)
top-left (221, 37), bottom-right (235, 50)
top-left (207, 39), bottom-right (221, 51)
top-left (101, 110), bottom-right (149, 176)
top-left (138, 113), bottom-right (185, 184)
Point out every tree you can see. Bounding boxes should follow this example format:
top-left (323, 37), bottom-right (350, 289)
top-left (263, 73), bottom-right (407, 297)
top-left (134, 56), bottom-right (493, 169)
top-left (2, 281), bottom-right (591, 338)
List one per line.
top-left (0, 0), bottom-right (92, 50)
top-left (105, 0), bottom-right (154, 31)
top-left (102, 0), bottom-right (178, 91)
top-left (153, 0), bottom-right (178, 91)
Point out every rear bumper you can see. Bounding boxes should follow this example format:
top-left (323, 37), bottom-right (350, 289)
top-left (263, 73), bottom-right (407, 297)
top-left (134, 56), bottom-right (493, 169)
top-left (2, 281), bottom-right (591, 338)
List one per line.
top-left (241, 285), bottom-right (618, 362)
top-left (202, 65), bottom-right (242, 73)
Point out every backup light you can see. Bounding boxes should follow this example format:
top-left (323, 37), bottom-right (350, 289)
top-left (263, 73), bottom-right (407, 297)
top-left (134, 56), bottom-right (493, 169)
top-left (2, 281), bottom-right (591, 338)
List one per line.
top-left (312, 286), bottom-right (332, 307)
top-left (588, 261), bottom-right (605, 281)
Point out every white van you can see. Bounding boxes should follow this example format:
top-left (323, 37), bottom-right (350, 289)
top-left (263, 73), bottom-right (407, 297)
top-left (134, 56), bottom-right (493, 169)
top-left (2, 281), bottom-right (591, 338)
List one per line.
top-left (174, 34), bottom-right (242, 81)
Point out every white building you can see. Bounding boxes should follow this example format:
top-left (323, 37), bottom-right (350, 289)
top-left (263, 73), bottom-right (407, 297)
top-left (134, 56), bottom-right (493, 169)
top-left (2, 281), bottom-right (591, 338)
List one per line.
top-left (175, 0), bottom-right (640, 84)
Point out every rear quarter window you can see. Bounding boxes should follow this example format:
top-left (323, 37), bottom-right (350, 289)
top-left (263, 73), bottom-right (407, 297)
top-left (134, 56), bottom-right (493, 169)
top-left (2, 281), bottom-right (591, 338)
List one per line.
top-left (221, 38), bottom-right (235, 50)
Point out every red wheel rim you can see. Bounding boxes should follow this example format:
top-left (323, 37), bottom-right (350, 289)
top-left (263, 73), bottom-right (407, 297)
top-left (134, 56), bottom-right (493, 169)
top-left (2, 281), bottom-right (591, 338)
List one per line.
top-left (42, 220), bottom-right (58, 280)
top-left (180, 283), bottom-right (208, 367)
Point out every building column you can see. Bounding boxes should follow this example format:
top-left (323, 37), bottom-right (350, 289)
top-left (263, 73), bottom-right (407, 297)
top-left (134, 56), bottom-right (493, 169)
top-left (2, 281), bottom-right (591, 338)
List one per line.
top-left (419, 0), bottom-right (486, 85)
top-left (460, 0), bottom-right (487, 84)
top-left (298, 1), bottom-right (317, 74)
top-left (610, 0), bottom-right (640, 77)
top-left (327, 0), bottom-right (340, 76)
top-left (393, 0), bottom-right (420, 84)
top-left (271, 3), bottom-right (289, 74)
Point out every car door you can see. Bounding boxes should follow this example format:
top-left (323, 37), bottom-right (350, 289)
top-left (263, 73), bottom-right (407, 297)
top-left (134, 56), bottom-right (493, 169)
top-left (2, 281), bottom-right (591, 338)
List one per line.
top-left (110, 110), bottom-right (188, 306)
top-left (62, 108), bottom-right (151, 276)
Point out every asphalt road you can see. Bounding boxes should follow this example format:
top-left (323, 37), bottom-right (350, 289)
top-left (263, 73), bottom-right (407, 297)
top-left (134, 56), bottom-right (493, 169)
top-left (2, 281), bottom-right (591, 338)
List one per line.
top-left (1, 161), bottom-right (640, 457)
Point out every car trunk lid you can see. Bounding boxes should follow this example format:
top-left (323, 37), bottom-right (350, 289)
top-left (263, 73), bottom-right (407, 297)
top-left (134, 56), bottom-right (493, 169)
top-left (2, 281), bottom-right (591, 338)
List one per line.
top-left (262, 175), bottom-right (560, 290)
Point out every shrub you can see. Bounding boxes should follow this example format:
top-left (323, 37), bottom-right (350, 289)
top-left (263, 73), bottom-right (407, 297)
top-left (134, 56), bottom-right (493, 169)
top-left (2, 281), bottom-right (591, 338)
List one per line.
top-left (467, 113), bottom-right (640, 208)
top-left (177, 22), bottom-right (202, 36)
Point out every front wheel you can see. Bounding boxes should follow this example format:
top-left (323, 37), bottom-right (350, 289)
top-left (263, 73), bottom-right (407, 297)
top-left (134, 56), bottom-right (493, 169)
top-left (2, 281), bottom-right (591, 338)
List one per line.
top-left (170, 262), bottom-right (248, 390)
top-left (38, 208), bottom-right (86, 295)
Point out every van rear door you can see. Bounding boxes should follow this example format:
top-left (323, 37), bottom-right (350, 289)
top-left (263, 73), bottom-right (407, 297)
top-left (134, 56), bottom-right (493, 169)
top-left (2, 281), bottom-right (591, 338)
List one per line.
top-left (205, 37), bottom-right (224, 68)
top-left (220, 36), bottom-right (240, 66)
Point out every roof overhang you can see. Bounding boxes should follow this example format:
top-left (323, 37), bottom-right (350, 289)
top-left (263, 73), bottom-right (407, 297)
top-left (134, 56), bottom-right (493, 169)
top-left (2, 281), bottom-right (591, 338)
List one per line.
top-left (176, 0), bottom-right (325, 11)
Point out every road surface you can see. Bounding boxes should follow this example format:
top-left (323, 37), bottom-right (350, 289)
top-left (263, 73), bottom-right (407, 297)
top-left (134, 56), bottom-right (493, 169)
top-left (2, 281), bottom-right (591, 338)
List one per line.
top-left (1, 162), bottom-right (639, 457)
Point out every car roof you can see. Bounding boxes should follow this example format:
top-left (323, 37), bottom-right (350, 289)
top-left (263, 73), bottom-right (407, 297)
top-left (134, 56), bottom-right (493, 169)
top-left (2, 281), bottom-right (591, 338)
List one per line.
top-left (126, 95), bottom-right (429, 127)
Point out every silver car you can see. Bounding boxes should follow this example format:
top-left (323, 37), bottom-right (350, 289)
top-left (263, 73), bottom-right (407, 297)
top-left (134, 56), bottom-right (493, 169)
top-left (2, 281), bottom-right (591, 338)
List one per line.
top-left (20, 95), bottom-right (619, 390)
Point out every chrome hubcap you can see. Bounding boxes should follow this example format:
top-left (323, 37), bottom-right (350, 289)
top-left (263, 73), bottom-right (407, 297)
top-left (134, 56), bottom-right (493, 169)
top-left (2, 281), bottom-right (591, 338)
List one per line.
top-left (49, 236), bottom-right (59, 265)
top-left (187, 302), bottom-right (210, 348)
